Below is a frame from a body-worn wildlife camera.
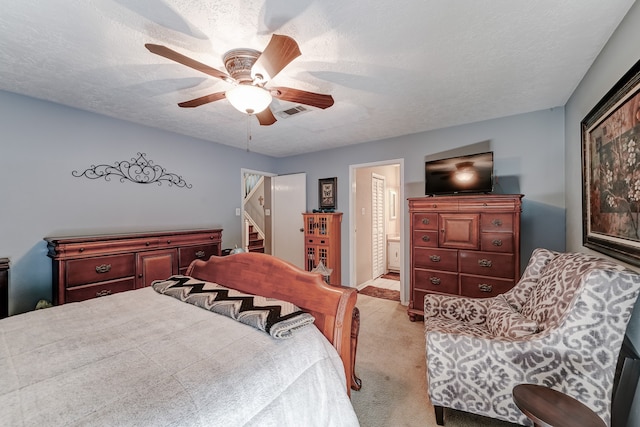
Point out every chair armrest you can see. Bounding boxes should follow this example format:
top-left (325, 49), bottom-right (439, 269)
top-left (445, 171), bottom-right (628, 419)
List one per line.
top-left (424, 293), bottom-right (494, 324)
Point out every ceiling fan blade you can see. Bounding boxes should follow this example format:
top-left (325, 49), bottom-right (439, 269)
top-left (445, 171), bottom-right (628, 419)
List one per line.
top-left (178, 92), bottom-right (226, 108)
top-left (256, 108), bottom-right (277, 126)
top-left (271, 87), bottom-right (334, 109)
top-left (252, 34), bottom-right (301, 81)
top-left (145, 43), bottom-right (231, 82)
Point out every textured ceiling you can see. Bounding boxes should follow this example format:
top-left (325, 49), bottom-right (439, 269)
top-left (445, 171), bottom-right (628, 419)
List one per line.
top-left (0, 1), bottom-right (634, 157)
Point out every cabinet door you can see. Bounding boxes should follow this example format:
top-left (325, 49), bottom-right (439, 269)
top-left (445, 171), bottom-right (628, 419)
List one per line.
top-left (439, 213), bottom-right (479, 249)
top-left (387, 241), bottom-right (400, 271)
top-left (305, 239), bottom-right (335, 283)
top-left (136, 249), bottom-right (178, 288)
top-left (304, 215), bottom-right (316, 236)
top-left (304, 214), bottom-right (335, 237)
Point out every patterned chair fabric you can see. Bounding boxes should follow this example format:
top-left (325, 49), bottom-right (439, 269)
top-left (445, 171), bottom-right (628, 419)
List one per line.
top-left (424, 248), bottom-right (640, 426)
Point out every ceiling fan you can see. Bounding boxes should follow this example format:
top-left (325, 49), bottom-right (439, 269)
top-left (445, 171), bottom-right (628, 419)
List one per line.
top-left (145, 35), bottom-right (334, 126)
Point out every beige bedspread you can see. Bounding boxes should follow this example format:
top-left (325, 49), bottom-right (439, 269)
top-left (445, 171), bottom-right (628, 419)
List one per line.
top-left (0, 287), bottom-right (359, 426)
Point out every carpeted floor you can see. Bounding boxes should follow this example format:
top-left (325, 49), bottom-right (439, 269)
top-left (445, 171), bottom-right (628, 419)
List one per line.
top-left (351, 294), bottom-right (519, 427)
top-left (380, 271), bottom-right (400, 280)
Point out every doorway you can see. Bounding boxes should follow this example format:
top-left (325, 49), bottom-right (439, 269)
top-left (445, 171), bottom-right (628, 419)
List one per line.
top-left (349, 159), bottom-right (405, 304)
top-left (241, 169), bottom-right (274, 255)
top-left (240, 169), bottom-right (306, 268)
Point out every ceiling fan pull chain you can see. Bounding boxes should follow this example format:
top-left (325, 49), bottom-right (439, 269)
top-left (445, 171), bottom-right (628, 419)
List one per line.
top-left (246, 114), bottom-right (251, 152)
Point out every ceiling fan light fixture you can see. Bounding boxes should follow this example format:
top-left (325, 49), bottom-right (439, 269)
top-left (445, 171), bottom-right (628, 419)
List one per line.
top-left (225, 85), bottom-right (272, 115)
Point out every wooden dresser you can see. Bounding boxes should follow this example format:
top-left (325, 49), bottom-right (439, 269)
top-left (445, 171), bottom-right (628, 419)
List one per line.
top-left (45, 229), bottom-right (222, 305)
top-left (302, 212), bottom-right (342, 286)
top-left (0, 258), bottom-right (8, 318)
top-left (408, 194), bottom-right (523, 321)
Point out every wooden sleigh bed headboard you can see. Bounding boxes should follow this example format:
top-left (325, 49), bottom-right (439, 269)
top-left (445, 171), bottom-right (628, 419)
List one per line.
top-left (186, 252), bottom-right (358, 393)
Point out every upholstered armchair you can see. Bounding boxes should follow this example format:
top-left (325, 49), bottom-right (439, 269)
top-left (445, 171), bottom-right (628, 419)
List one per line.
top-left (424, 248), bottom-right (640, 426)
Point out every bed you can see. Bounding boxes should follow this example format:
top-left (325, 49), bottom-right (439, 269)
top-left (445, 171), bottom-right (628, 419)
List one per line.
top-left (1, 252), bottom-right (360, 426)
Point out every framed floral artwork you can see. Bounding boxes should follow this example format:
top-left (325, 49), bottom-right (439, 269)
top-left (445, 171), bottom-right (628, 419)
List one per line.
top-left (319, 177), bottom-right (337, 210)
top-left (582, 58), bottom-right (640, 266)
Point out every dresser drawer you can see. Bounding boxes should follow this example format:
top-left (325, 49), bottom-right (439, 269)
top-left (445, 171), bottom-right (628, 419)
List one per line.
top-left (305, 236), bottom-right (332, 246)
top-left (163, 231), bottom-right (222, 247)
top-left (66, 254), bottom-right (135, 287)
top-left (458, 251), bottom-right (514, 279)
top-left (413, 231), bottom-right (438, 247)
top-left (459, 275), bottom-right (514, 298)
top-left (414, 269), bottom-right (458, 294)
top-left (412, 213), bottom-right (438, 230)
top-left (414, 247), bottom-right (457, 271)
top-left (480, 232), bottom-right (514, 253)
top-left (481, 213), bottom-right (514, 232)
top-left (416, 201), bottom-right (459, 211)
top-left (65, 278), bottom-right (136, 302)
top-left (179, 244), bottom-right (219, 268)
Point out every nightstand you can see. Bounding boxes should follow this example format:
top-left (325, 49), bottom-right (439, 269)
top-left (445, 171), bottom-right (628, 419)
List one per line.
top-left (0, 258), bottom-right (9, 318)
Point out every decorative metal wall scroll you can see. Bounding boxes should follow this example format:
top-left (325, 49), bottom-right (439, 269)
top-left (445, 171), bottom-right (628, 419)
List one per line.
top-left (72, 152), bottom-right (192, 188)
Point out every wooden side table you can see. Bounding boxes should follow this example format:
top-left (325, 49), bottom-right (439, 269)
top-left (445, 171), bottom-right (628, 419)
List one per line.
top-left (512, 384), bottom-right (606, 427)
top-left (0, 258), bottom-right (9, 318)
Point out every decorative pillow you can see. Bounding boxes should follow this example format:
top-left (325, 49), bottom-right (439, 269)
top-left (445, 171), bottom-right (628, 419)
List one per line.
top-left (485, 295), bottom-right (538, 338)
top-left (152, 275), bottom-right (315, 339)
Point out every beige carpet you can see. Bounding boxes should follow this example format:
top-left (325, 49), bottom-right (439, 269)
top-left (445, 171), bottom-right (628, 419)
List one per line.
top-left (350, 294), bottom-right (519, 427)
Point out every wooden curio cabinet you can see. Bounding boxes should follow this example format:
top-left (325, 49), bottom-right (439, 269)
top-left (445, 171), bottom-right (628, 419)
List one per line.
top-left (408, 194), bottom-right (523, 321)
top-left (302, 212), bottom-right (342, 286)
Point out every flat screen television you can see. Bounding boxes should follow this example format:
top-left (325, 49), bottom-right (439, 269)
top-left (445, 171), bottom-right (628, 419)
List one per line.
top-left (425, 151), bottom-right (494, 195)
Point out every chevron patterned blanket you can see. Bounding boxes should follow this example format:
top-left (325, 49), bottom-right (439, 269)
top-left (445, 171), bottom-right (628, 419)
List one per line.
top-left (152, 275), bottom-right (316, 339)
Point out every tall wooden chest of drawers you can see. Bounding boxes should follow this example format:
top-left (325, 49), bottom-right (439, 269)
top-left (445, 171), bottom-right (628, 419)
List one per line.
top-left (408, 194), bottom-right (523, 321)
top-left (45, 229), bottom-right (222, 305)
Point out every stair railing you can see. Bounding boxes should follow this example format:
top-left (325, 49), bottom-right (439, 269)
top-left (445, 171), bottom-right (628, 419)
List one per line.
top-left (243, 212), bottom-right (265, 251)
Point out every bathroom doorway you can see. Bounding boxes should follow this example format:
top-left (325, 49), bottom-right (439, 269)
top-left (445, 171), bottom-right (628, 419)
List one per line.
top-left (349, 159), bottom-right (405, 304)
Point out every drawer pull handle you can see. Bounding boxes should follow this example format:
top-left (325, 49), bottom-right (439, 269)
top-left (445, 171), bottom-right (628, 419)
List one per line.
top-left (492, 219), bottom-right (503, 227)
top-left (478, 259), bottom-right (492, 268)
top-left (195, 250), bottom-right (206, 258)
top-left (95, 264), bottom-right (112, 274)
top-left (145, 242), bottom-right (150, 246)
top-left (421, 218), bottom-right (430, 225)
top-left (167, 240), bottom-right (171, 244)
top-left (79, 247), bottom-right (85, 252)
top-left (429, 255), bottom-right (441, 262)
top-left (430, 277), bottom-right (441, 285)
top-left (478, 284), bottom-right (493, 293)
top-left (421, 235), bottom-right (430, 242)
top-left (492, 239), bottom-right (503, 247)
top-left (96, 289), bottom-right (112, 297)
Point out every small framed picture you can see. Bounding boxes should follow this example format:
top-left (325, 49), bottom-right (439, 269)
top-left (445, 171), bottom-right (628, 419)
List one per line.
top-left (319, 177), bottom-right (337, 210)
